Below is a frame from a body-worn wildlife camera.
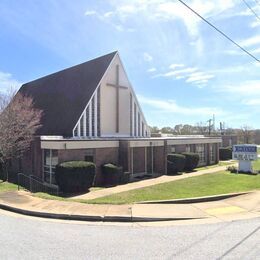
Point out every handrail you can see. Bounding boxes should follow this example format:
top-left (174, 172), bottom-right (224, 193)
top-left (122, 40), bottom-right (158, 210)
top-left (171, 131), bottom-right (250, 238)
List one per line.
top-left (17, 173), bottom-right (59, 195)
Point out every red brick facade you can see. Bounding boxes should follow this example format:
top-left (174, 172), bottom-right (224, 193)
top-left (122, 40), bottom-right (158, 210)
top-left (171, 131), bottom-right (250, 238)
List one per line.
top-left (9, 138), bottom-right (221, 187)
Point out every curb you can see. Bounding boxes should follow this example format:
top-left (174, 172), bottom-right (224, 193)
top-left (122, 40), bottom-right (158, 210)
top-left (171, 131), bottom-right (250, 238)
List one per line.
top-left (136, 192), bottom-right (250, 204)
top-left (0, 203), bottom-right (204, 222)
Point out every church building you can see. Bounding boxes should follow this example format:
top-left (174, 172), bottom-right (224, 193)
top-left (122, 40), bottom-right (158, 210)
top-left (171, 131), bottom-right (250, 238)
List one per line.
top-left (15, 51), bottom-right (221, 186)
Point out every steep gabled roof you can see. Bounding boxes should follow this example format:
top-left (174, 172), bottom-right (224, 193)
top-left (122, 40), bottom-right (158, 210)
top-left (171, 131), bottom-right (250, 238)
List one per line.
top-left (18, 51), bottom-right (117, 136)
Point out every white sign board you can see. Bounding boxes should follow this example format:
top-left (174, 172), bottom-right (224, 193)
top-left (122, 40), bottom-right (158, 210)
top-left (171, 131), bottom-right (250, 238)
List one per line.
top-left (232, 144), bottom-right (257, 173)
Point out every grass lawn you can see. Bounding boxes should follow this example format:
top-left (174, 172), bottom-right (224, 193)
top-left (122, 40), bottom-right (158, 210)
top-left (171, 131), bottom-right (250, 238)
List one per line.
top-left (253, 159), bottom-right (260, 171)
top-left (85, 171), bottom-right (260, 204)
top-left (32, 159), bottom-right (260, 205)
top-left (0, 180), bottom-right (17, 193)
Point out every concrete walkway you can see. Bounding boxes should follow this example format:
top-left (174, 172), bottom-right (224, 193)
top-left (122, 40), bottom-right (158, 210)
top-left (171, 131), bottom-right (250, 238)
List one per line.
top-left (72, 165), bottom-right (235, 200)
top-left (0, 190), bottom-right (259, 222)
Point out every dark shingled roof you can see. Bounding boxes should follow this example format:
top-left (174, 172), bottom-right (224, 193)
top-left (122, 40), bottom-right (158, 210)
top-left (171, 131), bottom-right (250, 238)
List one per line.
top-left (18, 51), bottom-right (117, 137)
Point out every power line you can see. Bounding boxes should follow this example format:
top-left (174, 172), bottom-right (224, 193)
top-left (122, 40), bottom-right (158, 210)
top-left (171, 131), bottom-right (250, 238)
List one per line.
top-left (176, 0), bottom-right (260, 63)
top-left (242, 0), bottom-right (260, 22)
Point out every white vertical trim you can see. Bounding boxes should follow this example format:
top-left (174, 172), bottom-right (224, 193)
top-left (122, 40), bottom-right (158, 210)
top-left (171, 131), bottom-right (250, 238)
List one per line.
top-left (94, 92), bottom-right (98, 136)
top-left (132, 96), bottom-right (134, 136)
top-left (89, 99), bottom-right (92, 137)
top-left (151, 146), bottom-right (154, 174)
top-left (145, 147), bottom-right (147, 173)
top-left (77, 122), bottom-right (80, 137)
top-left (50, 149), bottom-right (52, 184)
top-left (83, 110), bottom-right (86, 137)
top-left (136, 106), bottom-right (138, 137)
top-left (131, 147), bottom-right (134, 175)
top-left (140, 120), bottom-right (143, 137)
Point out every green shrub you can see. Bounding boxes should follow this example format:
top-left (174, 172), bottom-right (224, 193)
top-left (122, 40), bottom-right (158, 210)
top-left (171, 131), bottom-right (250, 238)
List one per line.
top-left (219, 147), bottom-right (232, 161)
top-left (55, 161), bottom-right (96, 193)
top-left (227, 165), bottom-right (237, 173)
top-left (167, 154), bottom-right (186, 175)
top-left (182, 152), bottom-right (200, 171)
top-left (102, 163), bottom-right (123, 186)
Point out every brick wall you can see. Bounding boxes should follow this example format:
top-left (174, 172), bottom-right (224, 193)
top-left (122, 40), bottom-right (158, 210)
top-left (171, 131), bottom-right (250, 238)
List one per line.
top-left (153, 146), bottom-right (166, 175)
top-left (133, 147), bottom-right (146, 173)
top-left (58, 147), bottom-right (119, 185)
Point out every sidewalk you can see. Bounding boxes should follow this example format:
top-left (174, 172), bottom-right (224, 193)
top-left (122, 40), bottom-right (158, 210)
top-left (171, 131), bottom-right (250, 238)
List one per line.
top-left (0, 190), bottom-right (259, 223)
top-left (72, 165), bottom-right (235, 200)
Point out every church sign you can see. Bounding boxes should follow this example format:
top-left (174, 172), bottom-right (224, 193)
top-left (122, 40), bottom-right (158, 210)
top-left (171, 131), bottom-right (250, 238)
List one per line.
top-left (232, 145), bottom-right (257, 161)
top-left (232, 144), bottom-right (258, 173)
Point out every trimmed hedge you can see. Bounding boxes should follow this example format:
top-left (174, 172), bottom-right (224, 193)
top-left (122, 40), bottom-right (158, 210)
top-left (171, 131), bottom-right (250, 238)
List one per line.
top-left (102, 163), bottom-right (123, 186)
top-left (219, 147), bottom-right (232, 161)
top-left (167, 154), bottom-right (186, 175)
top-left (182, 152), bottom-right (200, 171)
top-left (55, 161), bottom-right (96, 193)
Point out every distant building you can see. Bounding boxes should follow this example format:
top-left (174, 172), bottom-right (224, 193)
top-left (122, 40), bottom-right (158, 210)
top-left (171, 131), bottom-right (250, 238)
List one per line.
top-left (12, 52), bottom-right (221, 186)
top-left (221, 135), bottom-right (238, 147)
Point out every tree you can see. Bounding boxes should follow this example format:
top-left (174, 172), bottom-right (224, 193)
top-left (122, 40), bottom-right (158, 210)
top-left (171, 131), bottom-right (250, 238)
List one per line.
top-left (161, 126), bottom-right (174, 134)
top-left (0, 92), bottom-right (42, 181)
top-left (149, 126), bottom-right (160, 133)
top-left (239, 125), bottom-right (254, 144)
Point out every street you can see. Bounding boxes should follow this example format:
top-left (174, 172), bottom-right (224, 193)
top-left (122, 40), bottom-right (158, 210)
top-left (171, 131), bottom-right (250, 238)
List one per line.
top-left (0, 210), bottom-right (259, 259)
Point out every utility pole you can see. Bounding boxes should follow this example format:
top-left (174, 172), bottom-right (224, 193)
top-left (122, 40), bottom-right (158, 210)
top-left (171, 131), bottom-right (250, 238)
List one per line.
top-left (208, 119), bottom-right (212, 136)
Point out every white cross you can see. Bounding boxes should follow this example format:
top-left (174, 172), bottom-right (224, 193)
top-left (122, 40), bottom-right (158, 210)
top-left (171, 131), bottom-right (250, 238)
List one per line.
top-left (107, 65), bottom-right (128, 133)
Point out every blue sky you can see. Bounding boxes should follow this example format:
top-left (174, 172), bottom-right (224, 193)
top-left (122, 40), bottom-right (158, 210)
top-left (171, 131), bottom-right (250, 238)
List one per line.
top-left (0, 0), bottom-right (260, 129)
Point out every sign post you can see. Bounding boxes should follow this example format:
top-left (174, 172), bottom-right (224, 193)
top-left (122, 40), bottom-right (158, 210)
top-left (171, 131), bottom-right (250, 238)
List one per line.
top-left (232, 144), bottom-right (257, 173)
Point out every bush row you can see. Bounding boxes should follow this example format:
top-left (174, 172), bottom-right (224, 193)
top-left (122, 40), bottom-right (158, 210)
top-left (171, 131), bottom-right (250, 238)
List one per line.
top-left (167, 152), bottom-right (200, 175)
top-left (55, 161), bottom-right (130, 193)
top-left (55, 161), bottom-right (96, 193)
top-left (219, 147), bottom-right (232, 161)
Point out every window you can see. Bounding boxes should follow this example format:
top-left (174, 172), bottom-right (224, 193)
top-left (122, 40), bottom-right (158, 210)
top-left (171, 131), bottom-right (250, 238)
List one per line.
top-left (134, 103), bottom-right (137, 136)
top-left (85, 155), bottom-right (94, 162)
top-left (97, 87), bottom-right (101, 136)
top-left (80, 116), bottom-right (84, 137)
top-left (130, 93), bottom-right (132, 136)
top-left (210, 144), bottom-right (215, 162)
top-left (138, 113), bottom-right (140, 136)
top-left (92, 97), bottom-right (95, 136)
top-left (43, 149), bottom-right (58, 185)
top-left (84, 149), bottom-right (94, 162)
top-left (86, 107), bottom-right (89, 136)
top-left (196, 144), bottom-right (206, 164)
top-left (186, 145), bottom-right (191, 152)
top-left (170, 146), bottom-right (176, 153)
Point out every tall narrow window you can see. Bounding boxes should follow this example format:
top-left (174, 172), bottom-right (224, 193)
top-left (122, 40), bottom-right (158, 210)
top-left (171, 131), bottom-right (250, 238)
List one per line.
top-left (43, 149), bottom-right (58, 185)
top-left (138, 113), bottom-right (140, 136)
top-left (130, 93), bottom-right (133, 136)
top-left (80, 116), bottom-right (84, 137)
top-left (86, 107), bottom-right (89, 137)
top-left (97, 87), bottom-right (101, 137)
top-left (92, 98), bottom-right (95, 136)
top-left (134, 103), bottom-right (137, 136)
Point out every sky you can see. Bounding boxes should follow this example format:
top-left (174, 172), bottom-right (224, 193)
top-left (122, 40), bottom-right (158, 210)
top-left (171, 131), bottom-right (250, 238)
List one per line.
top-left (0, 0), bottom-right (260, 129)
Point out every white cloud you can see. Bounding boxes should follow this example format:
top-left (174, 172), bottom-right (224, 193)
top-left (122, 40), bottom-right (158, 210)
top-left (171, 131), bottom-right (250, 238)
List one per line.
top-left (215, 80), bottom-right (260, 103)
top-left (155, 63), bottom-right (214, 87)
top-left (143, 52), bottom-right (153, 62)
top-left (0, 71), bottom-right (21, 94)
top-left (169, 64), bottom-right (185, 70)
top-left (162, 67), bottom-right (198, 77)
top-left (250, 21), bottom-right (260, 28)
top-left (243, 98), bottom-right (260, 106)
top-left (240, 35), bottom-right (260, 48)
top-left (186, 72), bottom-right (215, 83)
top-left (147, 67), bottom-right (157, 73)
top-left (84, 10), bottom-right (97, 16)
top-left (138, 94), bottom-right (224, 116)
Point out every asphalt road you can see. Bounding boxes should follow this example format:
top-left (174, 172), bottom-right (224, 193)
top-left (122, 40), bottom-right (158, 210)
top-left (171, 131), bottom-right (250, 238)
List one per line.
top-left (0, 210), bottom-right (259, 260)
